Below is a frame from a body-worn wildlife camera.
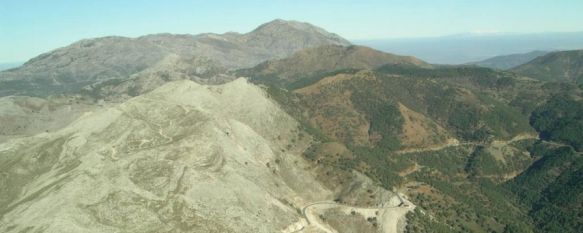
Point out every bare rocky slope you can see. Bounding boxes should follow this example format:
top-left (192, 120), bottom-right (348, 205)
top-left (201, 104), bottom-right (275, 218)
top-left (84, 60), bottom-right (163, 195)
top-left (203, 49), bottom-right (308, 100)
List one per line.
top-left (0, 95), bottom-right (97, 143)
top-left (0, 78), bottom-right (403, 233)
top-left (0, 19), bottom-right (350, 97)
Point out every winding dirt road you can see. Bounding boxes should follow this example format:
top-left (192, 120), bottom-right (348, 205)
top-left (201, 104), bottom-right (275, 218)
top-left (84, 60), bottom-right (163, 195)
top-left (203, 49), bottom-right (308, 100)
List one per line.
top-left (396, 134), bottom-right (539, 155)
top-left (285, 134), bottom-right (556, 232)
top-left (285, 194), bottom-right (414, 233)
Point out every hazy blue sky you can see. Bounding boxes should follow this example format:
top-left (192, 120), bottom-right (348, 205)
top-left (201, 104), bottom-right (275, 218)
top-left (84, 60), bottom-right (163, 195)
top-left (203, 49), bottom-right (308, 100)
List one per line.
top-left (1, 0), bottom-right (583, 63)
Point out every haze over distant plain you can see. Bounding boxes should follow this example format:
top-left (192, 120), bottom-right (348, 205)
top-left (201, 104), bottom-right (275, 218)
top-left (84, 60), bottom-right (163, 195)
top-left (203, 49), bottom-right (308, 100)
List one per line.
top-left (356, 31), bottom-right (583, 64)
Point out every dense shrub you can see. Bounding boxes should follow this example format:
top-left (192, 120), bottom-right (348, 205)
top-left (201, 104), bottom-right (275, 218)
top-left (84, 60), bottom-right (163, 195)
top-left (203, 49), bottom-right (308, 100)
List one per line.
top-left (530, 95), bottom-right (583, 151)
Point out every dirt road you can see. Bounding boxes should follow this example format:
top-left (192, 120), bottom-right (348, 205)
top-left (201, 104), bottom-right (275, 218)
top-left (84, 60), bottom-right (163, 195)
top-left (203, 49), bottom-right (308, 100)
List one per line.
top-left (285, 194), bottom-right (414, 233)
top-left (396, 134), bottom-right (539, 155)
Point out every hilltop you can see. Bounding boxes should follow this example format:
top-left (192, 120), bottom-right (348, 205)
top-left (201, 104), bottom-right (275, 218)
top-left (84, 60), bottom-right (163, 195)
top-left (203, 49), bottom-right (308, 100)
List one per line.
top-left (512, 50), bottom-right (583, 83)
top-left (240, 44), bottom-right (430, 88)
top-left (469, 50), bottom-right (549, 70)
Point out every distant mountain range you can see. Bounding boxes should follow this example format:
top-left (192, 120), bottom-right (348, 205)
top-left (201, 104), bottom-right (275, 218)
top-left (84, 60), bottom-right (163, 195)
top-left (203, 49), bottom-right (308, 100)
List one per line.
top-left (468, 50), bottom-right (549, 70)
top-left (357, 31), bottom-right (583, 64)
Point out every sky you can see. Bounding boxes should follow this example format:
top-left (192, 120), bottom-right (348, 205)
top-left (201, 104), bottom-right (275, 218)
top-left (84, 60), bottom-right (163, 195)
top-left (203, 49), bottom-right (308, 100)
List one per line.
top-left (1, 0), bottom-right (583, 63)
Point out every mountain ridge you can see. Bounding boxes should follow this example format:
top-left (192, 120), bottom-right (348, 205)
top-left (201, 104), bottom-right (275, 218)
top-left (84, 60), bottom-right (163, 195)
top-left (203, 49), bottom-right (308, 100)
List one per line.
top-left (0, 19), bottom-right (351, 97)
top-left (468, 50), bottom-right (549, 70)
top-left (240, 44), bottom-right (431, 89)
top-left (512, 50), bottom-right (583, 83)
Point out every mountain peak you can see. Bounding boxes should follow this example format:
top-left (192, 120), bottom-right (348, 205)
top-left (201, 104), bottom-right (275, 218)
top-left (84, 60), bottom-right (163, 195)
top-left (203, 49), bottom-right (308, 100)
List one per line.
top-left (244, 19), bottom-right (351, 56)
top-left (249, 19), bottom-right (350, 43)
top-left (0, 19), bottom-right (353, 97)
top-left (254, 19), bottom-right (317, 31)
top-left (264, 18), bottom-right (293, 24)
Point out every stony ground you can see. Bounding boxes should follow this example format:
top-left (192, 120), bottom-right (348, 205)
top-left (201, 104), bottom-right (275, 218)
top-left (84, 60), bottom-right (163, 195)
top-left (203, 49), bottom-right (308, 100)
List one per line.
top-left (0, 79), bottom-right (335, 233)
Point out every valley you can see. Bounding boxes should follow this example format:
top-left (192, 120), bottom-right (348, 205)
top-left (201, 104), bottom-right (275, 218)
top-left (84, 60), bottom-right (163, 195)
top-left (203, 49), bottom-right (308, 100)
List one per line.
top-left (0, 18), bottom-right (582, 233)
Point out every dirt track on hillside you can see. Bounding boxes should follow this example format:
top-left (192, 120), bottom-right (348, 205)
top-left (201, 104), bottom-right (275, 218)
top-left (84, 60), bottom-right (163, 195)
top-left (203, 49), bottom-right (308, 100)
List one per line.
top-left (284, 194), bottom-right (414, 233)
top-left (396, 134), bottom-right (539, 155)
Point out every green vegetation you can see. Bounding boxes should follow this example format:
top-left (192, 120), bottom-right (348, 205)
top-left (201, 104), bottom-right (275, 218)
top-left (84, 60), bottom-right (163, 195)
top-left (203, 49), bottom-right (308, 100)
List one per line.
top-left (465, 143), bottom-right (534, 179)
top-left (245, 64), bottom-right (361, 90)
top-left (373, 66), bottom-right (533, 141)
top-left (264, 85), bottom-right (330, 142)
top-left (505, 143), bottom-right (583, 233)
top-left (403, 146), bottom-right (536, 233)
top-left (285, 68), bottom-right (361, 90)
top-left (253, 62), bottom-right (537, 143)
top-left (377, 65), bottom-right (498, 82)
top-left (350, 146), bottom-right (405, 189)
top-left (476, 93), bottom-right (534, 138)
top-left (530, 95), bottom-right (583, 151)
top-left (250, 60), bottom-right (581, 232)
top-left (350, 90), bottom-right (402, 150)
top-left (375, 64), bottom-right (520, 91)
top-left (405, 209), bottom-right (453, 233)
top-left (512, 50), bottom-right (583, 83)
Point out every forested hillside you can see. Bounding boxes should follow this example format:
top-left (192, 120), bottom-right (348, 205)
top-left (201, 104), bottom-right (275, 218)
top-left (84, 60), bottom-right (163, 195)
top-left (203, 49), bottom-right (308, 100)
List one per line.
top-left (247, 52), bottom-right (583, 232)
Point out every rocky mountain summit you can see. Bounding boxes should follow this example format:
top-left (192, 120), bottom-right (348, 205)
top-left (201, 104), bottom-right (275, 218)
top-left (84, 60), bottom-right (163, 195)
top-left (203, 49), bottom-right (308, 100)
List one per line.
top-left (0, 19), bottom-right (350, 97)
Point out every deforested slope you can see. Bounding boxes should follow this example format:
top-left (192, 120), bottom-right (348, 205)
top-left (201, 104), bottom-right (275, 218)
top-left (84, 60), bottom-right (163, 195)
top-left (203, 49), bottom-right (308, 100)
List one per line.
top-left (0, 78), bottom-right (406, 233)
top-left (0, 78), bottom-right (334, 233)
